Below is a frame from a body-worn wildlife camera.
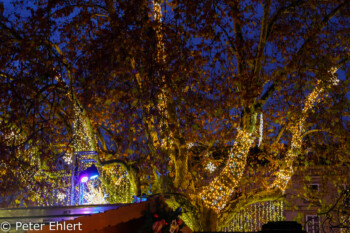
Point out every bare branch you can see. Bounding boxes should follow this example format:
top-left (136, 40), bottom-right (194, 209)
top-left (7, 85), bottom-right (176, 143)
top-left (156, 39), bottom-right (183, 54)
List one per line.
top-left (273, 124), bottom-right (287, 145)
top-left (266, 0), bottom-right (307, 41)
top-left (296, 1), bottom-right (347, 58)
top-left (301, 129), bottom-right (331, 138)
top-left (48, 4), bottom-right (109, 18)
top-left (253, 0), bottom-right (272, 78)
top-left (230, 3), bottom-right (246, 76)
top-left (100, 158), bottom-right (128, 168)
top-left (254, 82), bottom-right (275, 111)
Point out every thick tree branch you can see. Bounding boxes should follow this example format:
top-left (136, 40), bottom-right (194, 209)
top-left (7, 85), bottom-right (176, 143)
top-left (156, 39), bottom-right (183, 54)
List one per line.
top-left (130, 57), bottom-right (161, 157)
top-left (301, 129), bottom-right (331, 138)
top-left (96, 127), bottom-right (108, 152)
top-left (48, 4), bottom-right (108, 18)
top-left (296, 1), bottom-right (347, 58)
top-left (55, 111), bottom-right (73, 135)
top-left (100, 158), bottom-right (128, 168)
top-left (230, 4), bottom-right (246, 76)
top-left (0, 20), bottom-right (23, 41)
top-left (253, 0), bottom-right (271, 78)
top-left (273, 124), bottom-right (287, 145)
top-left (271, 53), bottom-right (349, 145)
top-left (254, 82), bottom-right (275, 112)
top-left (100, 125), bottom-right (120, 152)
top-left (337, 54), bottom-right (350, 69)
top-left (255, 2), bottom-right (346, 115)
top-left (266, 0), bottom-right (307, 40)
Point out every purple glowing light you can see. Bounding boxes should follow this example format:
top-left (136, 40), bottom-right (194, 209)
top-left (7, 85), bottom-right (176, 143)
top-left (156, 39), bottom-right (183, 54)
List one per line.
top-left (78, 164), bottom-right (99, 183)
top-left (80, 175), bottom-right (88, 183)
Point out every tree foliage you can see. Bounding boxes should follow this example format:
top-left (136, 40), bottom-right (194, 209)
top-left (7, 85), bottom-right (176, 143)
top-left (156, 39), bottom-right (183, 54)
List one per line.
top-left (0, 0), bottom-right (349, 230)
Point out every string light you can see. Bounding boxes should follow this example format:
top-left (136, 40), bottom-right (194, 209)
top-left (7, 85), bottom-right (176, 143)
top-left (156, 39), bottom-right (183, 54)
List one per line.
top-left (199, 129), bottom-right (254, 211)
top-left (73, 103), bottom-right (94, 153)
top-left (272, 68), bottom-right (339, 191)
top-left (258, 113), bottom-right (263, 147)
top-left (57, 192), bottom-right (66, 202)
top-left (271, 81), bottom-right (323, 190)
top-left (152, 1), bottom-right (165, 63)
top-left (102, 166), bottom-right (132, 203)
top-left (4, 131), bottom-right (15, 140)
top-left (328, 67), bottom-right (340, 86)
top-left (63, 152), bottom-right (73, 164)
top-left (85, 183), bottom-right (108, 205)
top-left (221, 200), bottom-right (285, 232)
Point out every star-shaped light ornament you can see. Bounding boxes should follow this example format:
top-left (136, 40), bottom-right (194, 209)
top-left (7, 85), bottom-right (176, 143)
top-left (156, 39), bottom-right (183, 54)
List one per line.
top-left (63, 153), bottom-right (73, 164)
top-left (205, 161), bottom-right (217, 173)
top-left (57, 192), bottom-right (66, 201)
top-left (330, 76), bottom-right (340, 86)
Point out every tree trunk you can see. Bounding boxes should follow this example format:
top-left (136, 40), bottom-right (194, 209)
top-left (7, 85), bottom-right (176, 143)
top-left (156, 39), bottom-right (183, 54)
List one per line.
top-left (198, 206), bottom-right (218, 232)
top-left (174, 153), bottom-right (188, 190)
top-left (128, 165), bottom-right (141, 196)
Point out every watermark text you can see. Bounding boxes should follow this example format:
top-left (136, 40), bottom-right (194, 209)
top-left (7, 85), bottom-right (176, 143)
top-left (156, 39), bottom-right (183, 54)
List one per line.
top-left (0, 221), bottom-right (82, 232)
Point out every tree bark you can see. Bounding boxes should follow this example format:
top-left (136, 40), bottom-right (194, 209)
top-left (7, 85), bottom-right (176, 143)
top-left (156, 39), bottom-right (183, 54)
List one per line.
top-left (128, 165), bottom-right (141, 196)
top-left (174, 152), bottom-right (188, 190)
top-left (198, 206), bottom-right (218, 231)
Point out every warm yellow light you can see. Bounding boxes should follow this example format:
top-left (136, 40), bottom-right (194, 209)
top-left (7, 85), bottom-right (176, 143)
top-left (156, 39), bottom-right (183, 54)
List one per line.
top-left (272, 75), bottom-right (339, 191)
top-left (199, 129), bottom-right (253, 211)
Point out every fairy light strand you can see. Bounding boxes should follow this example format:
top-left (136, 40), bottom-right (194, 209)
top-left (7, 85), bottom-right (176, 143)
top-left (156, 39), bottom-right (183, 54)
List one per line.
top-left (73, 103), bottom-right (94, 153)
top-left (221, 200), bottom-right (285, 232)
top-left (85, 183), bottom-right (108, 205)
top-left (199, 129), bottom-right (254, 211)
top-left (272, 68), bottom-right (339, 191)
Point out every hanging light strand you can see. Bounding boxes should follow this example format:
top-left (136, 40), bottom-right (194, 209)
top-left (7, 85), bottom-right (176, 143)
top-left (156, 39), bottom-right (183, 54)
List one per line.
top-left (222, 201), bottom-right (285, 232)
top-left (258, 113), bottom-right (263, 147)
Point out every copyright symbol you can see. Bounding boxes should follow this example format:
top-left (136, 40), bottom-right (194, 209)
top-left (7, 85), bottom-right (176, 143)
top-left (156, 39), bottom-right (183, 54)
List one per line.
top-left (0, 221), bottom-right (11, 232)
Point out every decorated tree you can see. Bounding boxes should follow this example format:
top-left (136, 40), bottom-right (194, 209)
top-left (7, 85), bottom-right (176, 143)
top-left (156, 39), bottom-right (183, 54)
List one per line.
top-left (0, 0), bottom-right (349, 231)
